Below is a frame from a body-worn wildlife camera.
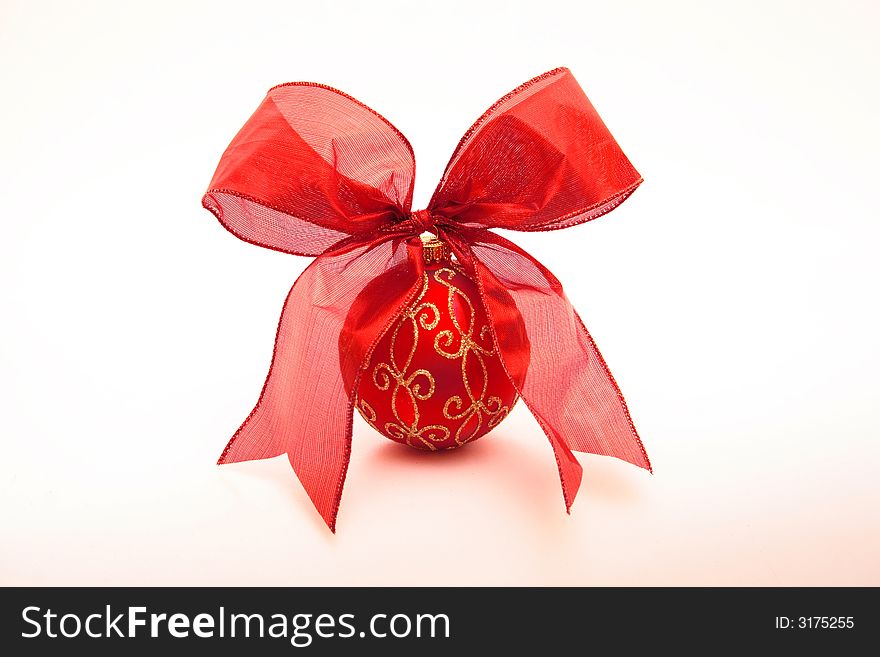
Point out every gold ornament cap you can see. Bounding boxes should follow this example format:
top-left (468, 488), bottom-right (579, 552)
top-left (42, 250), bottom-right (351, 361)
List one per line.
top-left (420, 234), bottom-right (450, 264)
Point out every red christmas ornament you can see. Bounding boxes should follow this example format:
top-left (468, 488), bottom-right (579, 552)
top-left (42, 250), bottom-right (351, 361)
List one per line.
top-left (346, 236), bottom-right (519, 450)
top-left (202, 67), bottom-right (653, 531)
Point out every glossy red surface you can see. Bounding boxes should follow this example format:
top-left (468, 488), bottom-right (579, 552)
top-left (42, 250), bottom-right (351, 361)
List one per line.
top-left (351, 247), bottom-right (519, 450)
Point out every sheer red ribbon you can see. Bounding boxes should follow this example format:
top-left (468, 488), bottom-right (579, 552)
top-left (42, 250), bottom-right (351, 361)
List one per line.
top-left (202, 67), bottom-right (651, 531)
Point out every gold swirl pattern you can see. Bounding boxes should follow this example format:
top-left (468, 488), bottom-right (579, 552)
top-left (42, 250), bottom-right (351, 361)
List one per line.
top-left (370, 274), bottom-right (451, 450)
top-left (433, 268), bottom-right (510, 445)
top-left (361, 264), bottom-right (514, 450)
top-left (358, 399), bottom-right (378, 431)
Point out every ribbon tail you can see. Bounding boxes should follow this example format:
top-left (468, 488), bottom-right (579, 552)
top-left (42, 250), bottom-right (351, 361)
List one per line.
top-left (450, 229), bottom-right (651, 512)
top-left (218, 237), bottom-right (421, 532)
top-left (525, 404), bottom-right (585, 512)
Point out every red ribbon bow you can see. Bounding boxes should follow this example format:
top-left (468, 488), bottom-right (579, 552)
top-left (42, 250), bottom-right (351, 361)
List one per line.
top-left (203, 67), bottom-right (651, 531)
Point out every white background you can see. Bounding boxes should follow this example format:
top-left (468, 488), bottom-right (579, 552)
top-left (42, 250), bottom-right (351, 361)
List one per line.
top-left (1, 0), bottom-right (877, 585)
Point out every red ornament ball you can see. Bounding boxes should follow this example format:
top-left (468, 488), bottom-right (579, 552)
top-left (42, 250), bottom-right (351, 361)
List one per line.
top-left (350, 237), bottom-right (518, 450)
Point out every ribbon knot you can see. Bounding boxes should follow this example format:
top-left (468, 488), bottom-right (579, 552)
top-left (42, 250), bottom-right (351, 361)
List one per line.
top-left (202, 67), bottom-right (651, 532)
top-left (406, 209), bottom-right (435, 234)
